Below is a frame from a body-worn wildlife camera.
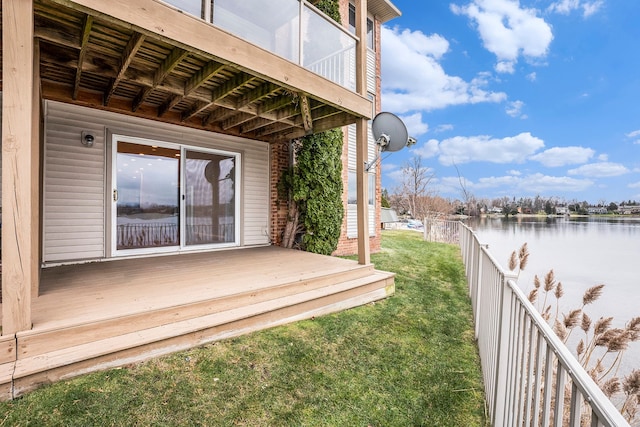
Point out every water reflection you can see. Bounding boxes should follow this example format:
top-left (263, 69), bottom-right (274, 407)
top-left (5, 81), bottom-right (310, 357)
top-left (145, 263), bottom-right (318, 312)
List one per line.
top-left (464, 216), bottom-right (640, 374)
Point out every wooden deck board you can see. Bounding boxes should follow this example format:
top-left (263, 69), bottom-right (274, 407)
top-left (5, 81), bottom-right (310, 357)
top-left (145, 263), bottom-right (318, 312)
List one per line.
top-left (2, 246), bottom-right (395, 399)
top-left (32, 246), bottom-right (370, 330)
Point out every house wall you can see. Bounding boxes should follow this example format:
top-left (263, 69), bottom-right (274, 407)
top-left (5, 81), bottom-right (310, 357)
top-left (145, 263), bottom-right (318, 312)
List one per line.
top-left (0, 93), bottom-right (3, 212)
top-left (334, 3), bottom-right (382, 256)
top-left (43, 101), bottom-right (270, 263)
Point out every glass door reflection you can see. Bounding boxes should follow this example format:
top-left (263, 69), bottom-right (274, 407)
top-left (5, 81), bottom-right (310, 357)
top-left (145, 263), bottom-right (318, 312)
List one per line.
top-left (184, 150), bottom-right (236, 246)
top-left (115, 142), bottom-right (180, 250)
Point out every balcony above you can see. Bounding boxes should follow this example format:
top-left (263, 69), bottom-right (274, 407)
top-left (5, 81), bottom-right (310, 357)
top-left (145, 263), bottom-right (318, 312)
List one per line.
top-left (9, 0), bottom-right (373, 142)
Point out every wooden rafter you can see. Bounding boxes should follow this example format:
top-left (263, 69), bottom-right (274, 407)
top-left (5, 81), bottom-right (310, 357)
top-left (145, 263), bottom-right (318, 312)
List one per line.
top-left (180, 73), bottom-right (254, 122)
top-left (133, 47), bottom-right (188, 112)
top-left (221, 112), bottom-right (255, 131)
top-left (104, 32), bottom-right (145, 106)
top-left (185, 60), bottom-right (225, 95)
top-left (30, 0), bottom-right (368, 141)
top-left (259, 95), bottom-right (294, 115)
top-left (240, 117), bottom-right (272, 133)
top-left (235, 82), bottom-right (279, 109)
top-left (72, 14), bottom-right (93, 100)
top-left (160, 60), bottom-right (225, 117)
top-left (202, 106), bottom-right (236, 127)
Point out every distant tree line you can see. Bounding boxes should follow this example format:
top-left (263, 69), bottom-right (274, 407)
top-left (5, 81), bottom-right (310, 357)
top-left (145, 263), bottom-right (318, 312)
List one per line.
top-left (384, 155), bottom-right (640, 219)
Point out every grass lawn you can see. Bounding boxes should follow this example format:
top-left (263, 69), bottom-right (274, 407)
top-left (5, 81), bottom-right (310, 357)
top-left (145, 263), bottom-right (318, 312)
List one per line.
top-left (0, 230), bottom-right (487, 426)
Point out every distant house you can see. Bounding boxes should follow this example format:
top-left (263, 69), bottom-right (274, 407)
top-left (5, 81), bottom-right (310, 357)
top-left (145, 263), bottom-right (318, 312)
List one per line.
top-left (587, 207), bottom-right (608, 215)
top-left (618, 205), bottom-right (640, 215)
top-left (0, 0), bottom-right (400, 399)
top-left (556, 206), bottom-right (569, 215)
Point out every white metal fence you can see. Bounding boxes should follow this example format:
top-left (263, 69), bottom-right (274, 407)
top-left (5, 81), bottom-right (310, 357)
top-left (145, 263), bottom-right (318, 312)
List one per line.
top-left (423, 218), bottom-right (460, 244)
top-left (455, 221), bottom-right (629, 427)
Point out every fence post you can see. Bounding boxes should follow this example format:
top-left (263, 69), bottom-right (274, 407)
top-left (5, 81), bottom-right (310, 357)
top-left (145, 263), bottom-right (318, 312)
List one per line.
top-left (491, 273), bottom-right (518, 427)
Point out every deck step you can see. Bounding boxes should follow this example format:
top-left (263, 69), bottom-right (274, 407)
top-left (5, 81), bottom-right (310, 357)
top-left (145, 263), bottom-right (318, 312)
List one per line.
top-left (12, 270), bottom-right (394, 397)
top-left (17, 263), bottom-right (376, 358)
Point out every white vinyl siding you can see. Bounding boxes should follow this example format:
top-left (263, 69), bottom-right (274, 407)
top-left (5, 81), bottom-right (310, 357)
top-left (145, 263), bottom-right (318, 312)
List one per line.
top-left (346, 123), bottom-right (376, 238)
top-left (43, 101), bottom-right (269, 263)
top-left (367, 49), bottom-right (376, 94)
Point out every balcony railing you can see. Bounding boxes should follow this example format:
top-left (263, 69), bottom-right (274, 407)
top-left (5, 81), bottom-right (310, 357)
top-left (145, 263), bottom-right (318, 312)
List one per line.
top-left (455, 221), bottom-right (630, 427)
top-left (162, 0), bottom-right (357, 90)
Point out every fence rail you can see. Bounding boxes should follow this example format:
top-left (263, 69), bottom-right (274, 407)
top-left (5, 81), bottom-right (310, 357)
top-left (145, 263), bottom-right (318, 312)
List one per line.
top-left (423, 218), bottom-right (460, 244)
top-left (440, 220), bottom-right (629, 427)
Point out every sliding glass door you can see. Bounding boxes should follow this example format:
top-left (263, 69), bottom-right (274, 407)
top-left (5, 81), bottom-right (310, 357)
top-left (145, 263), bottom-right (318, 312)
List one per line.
top-left (112, 136), bottom-right (239, 256)
top-left (184, 150), bottom-right (236, 245)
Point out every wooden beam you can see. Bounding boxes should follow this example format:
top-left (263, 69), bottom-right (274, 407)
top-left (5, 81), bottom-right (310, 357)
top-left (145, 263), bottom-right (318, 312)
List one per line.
top-left (72, 14), bottom-right (93, 100)
top-left (158, 94), bottom-right (181, 117)
top-left (185, 60), bottom-right (225, 96)
top-left (181, 100), bottom-right (210, 122)
top-left (240, 117), bottom-right (272, 133)
top-left (211, 73), bottom-right (254, 102)
top-left (355, 0), bottom-right (370, 265)
top-left (202, 106), bottom-right (235, 127)
top-left (235, 82), bottom-right (279, 109)
top-left (104, 32), bottom-right (145, 106)
top-left (2, 0), bottom-right (38, 334)
top-left (221, 112), bottom-right (254, 131)
top-left (53, 0), bottom-right (372, 119)
top-left (133, 47), bottom-right (188, 112)
top-left (298, 94), bottom-right (313, 134)
top-left (160, 61), bottom-right (225, 117)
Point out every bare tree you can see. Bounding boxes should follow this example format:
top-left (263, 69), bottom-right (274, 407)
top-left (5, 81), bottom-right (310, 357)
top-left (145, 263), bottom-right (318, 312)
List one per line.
top-left (452, 161), bottom-right (478, 216)
top-left (391, 156), bottom-right (440, 219)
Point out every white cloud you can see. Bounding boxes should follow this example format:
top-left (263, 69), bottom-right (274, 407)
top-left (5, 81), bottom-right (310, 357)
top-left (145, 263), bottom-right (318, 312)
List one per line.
top-left (435, 124), bottom-right (454, 133)
top-left (568, 162), bottom-right (630, 177)
top-left (412, 139), bottom-right (440, 159)
top-left (597, 153), bottom-right (608, 161)
top-left (626, 130), bottom-right (640, 144)
top-left (381, 26), bottom-right (507, 113)
top-left (548, 0), bottom-right (604, 17)
top-left (628, 181), bottom-right (640, 189)
top-left (435, 132), bottom-right (545, 165)
top-left (582, 1), bottom-right (604, 17)
top-left (507, 169), bottom-right (522, 176)
top-left (451, 0), bottom-right (553, 74)
top-left (529, 146), bottom-right (595, 167)
top-left (526, 72), bottom-right (537, 82)
top-left (506, 100), bottom-right (526, 118)
top-left (400, 112), bottom-right (429, 137)
top-left (381, 162), bottom-right (400, 173)
top-left (439, 172), bottom-right (593, 194)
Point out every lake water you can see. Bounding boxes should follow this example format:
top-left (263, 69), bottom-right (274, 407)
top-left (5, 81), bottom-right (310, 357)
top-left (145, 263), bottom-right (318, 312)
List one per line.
top-left (463, 216), bottom-right (640, 376)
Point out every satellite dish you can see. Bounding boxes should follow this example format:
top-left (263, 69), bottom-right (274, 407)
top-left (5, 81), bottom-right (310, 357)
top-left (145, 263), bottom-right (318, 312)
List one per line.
top-left (366, 112), bottom-right (416, 171)
top-left (372, 112), bottom-right (409, 152)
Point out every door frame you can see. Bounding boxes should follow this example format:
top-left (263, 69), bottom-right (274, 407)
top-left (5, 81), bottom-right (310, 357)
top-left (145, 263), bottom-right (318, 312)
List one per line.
top-left (109, 134), bottom-right (242, 257)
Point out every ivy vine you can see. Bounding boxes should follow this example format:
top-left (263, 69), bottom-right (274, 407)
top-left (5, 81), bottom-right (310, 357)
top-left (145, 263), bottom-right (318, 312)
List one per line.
top-left (278, 0), bottom-right (344, 255)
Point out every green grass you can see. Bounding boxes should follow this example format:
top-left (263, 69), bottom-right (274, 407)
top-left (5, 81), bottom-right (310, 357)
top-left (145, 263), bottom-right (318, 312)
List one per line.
top-left (0, 231), bottom-right (487, 426)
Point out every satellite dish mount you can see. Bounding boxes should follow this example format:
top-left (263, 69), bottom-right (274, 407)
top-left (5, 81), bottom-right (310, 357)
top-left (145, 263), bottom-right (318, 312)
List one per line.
top-left (365, 112), bottom-right (416, 171)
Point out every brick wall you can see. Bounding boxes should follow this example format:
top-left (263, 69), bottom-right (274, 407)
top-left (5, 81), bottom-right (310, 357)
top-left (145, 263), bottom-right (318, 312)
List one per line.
top-left (269, 0), bottom-right (383, 257)
top-left (269, 141), bottom-right (290, 246)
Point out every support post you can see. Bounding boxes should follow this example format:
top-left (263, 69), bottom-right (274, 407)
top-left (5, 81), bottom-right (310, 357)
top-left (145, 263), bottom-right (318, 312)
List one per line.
top-left (356, 118), bottom-right (370, 265)
top-left (2, 0), bottom-right (38, 335)
top-left (355, 0), bottom-right (370, 265)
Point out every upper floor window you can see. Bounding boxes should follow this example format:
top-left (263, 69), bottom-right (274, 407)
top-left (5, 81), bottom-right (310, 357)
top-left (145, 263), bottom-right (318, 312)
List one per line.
top-left (348, 3), bottom-right (374, 49)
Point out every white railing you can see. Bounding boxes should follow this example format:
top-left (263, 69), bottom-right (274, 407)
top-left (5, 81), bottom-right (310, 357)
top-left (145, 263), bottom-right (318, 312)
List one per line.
top-left (457, 222), bottom-right (630, 427)
top-left (423, 218), bottom-right (460, 244)
top-left (161, 0), bottom-right (356, 90)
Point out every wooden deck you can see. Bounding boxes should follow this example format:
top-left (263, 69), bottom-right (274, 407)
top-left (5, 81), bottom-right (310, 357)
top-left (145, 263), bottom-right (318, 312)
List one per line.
top-left (0, 247), bottom-right (394, 399)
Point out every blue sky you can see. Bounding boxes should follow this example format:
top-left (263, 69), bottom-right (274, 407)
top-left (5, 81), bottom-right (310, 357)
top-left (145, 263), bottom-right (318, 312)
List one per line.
top-left (379, 0), bottom-right (640, 205)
